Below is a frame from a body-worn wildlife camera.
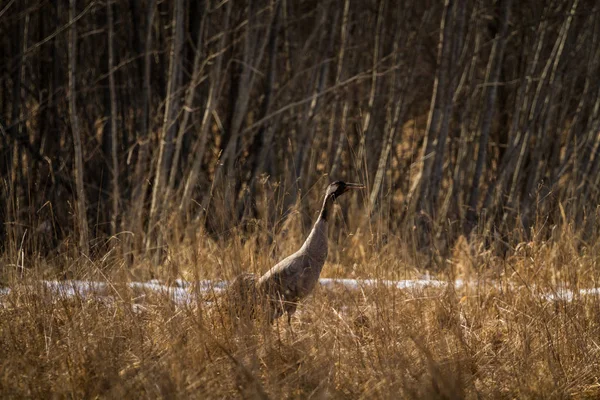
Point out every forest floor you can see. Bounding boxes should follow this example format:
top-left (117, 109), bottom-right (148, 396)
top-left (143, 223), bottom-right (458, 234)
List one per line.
top-left (1, 232), bottom-right (600, 399)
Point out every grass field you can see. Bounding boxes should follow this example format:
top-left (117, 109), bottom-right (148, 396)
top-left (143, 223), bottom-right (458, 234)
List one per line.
top-left (3, 0), bottom-right (600, 397)
top-left (2, 217), bottom-right (600, 399)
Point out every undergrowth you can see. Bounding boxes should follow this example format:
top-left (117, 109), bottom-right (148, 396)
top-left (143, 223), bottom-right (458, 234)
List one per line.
top-left (1, 219), bottom-right (600, 399)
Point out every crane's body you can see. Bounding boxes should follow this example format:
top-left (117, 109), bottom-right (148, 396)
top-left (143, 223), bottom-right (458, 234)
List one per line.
top-left (256, 181), bottom-right (363, 323)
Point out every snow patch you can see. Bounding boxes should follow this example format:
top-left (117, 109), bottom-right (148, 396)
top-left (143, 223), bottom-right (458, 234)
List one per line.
top-left (1, 278), bottom-right (598, 305)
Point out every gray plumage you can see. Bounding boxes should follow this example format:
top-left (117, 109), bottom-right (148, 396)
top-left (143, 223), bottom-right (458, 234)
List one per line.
top-left (256, 181), bottom-right (364, 323)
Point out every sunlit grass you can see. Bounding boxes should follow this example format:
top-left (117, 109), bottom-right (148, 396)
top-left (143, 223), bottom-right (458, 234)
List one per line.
top-left (1, 217), bottom-right (600, 398)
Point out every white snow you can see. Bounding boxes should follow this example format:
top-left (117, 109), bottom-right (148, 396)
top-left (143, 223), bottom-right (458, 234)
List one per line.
top-left (539, 286), bottom-right (600, 302)
top-left (0, 277), bottom-right (598, 304)
top-left (318, 278), bottom-right (460, 290)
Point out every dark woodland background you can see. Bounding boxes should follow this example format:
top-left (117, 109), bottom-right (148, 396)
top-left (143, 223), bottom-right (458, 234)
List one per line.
top-left (2, 0), bottom-right (600, 262)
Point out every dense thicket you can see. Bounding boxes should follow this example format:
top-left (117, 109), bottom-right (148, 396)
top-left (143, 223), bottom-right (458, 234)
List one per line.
top-left (2, 0), bottom-right (599, 259)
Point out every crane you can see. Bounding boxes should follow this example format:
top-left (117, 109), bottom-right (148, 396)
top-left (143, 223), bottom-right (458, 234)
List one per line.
top-left (256, 181), bottom-right (364, 324)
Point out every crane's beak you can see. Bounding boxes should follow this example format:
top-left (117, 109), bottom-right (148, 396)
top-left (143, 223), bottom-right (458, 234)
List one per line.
top-left (343, 183), bottom-right (365, 193)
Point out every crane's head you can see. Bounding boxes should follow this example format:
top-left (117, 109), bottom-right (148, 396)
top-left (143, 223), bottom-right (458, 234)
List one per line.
top-left (326, 181), bottom-right (365, 201)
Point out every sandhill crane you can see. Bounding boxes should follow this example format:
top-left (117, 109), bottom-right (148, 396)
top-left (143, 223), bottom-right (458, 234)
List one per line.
top-left (256, 181), bottom-right (364, 324)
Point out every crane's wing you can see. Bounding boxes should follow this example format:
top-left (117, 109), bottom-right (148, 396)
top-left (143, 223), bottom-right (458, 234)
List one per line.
top-left (258, 252), bottom-right (315, 300)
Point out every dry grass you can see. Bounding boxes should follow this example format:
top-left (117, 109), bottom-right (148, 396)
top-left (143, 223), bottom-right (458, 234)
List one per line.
top-left (2, 222), bottom-right (600, 399)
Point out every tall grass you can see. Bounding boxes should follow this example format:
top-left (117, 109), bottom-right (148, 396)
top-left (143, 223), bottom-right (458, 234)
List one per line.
top-left (1, 185), bottom-right (599, 398)
top-left (3, 1), bottom-right (600, 396)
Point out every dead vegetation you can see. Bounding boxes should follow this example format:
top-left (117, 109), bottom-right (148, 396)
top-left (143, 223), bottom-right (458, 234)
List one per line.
top-left (1, 227), bottom-right (600, 399)
top-left (2, 0), bottom-right (600, 397)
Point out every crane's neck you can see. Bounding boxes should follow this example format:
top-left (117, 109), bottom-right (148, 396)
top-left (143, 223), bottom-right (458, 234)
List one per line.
top-left (299, 195), bottom-right (334, 263)
top-left (319, 194), bottom-right (335, 222)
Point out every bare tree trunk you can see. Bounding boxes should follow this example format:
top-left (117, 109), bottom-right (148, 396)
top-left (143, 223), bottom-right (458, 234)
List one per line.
top-left (326, 0), bottom-right (350, 164)
top-left (356, 0), bottom-right (387, 179)
top-left (482, 9), bottom-right (550, 232)
top-left (369, 3), bottom-right (421, 213)
top-left (222, 0), bottom-right (257, 177)
top-left (578, 69), bottom-right (600, 209)
top-left (237, 0), bottom-right (283, 220)
top-left (287, 5), bottom-right (331, 186)
top-left (129, 0), bottom-right (156, 256)
top-left (179, 0), bottom-right (232, 215)
top-left (465, 0), bottom-right (512, 232)
top-left (504, 0), bottom-right (577, 232)
top-left (0, 130), bottom-right (6, 250)
top-left (524, 1), bottom-right (578, 218)
top-left (360, 0), bottom-right (385, 138)
top-left (429, 0), bottom-right (465, 217)
top-left (443, 4), bottom-right (482, 225)
top-left (202, 1), bottom-right (277, 222)
top-left (146, 0), bottom-right (184, 259)
top-left (164, 2), bottom-right (208, 210)
top-left (107, 0), bottom-right (120, 238)
top-left (68, 0), bottom-right (89, 256)
top-left (297, 6), bottom-right (340, 185)
top-left (405, 0), bottom-right (454, 222)
top-left (329, 101), bottom-right (349, 179)
top-left (6, 1), bottom-right (23, 248)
